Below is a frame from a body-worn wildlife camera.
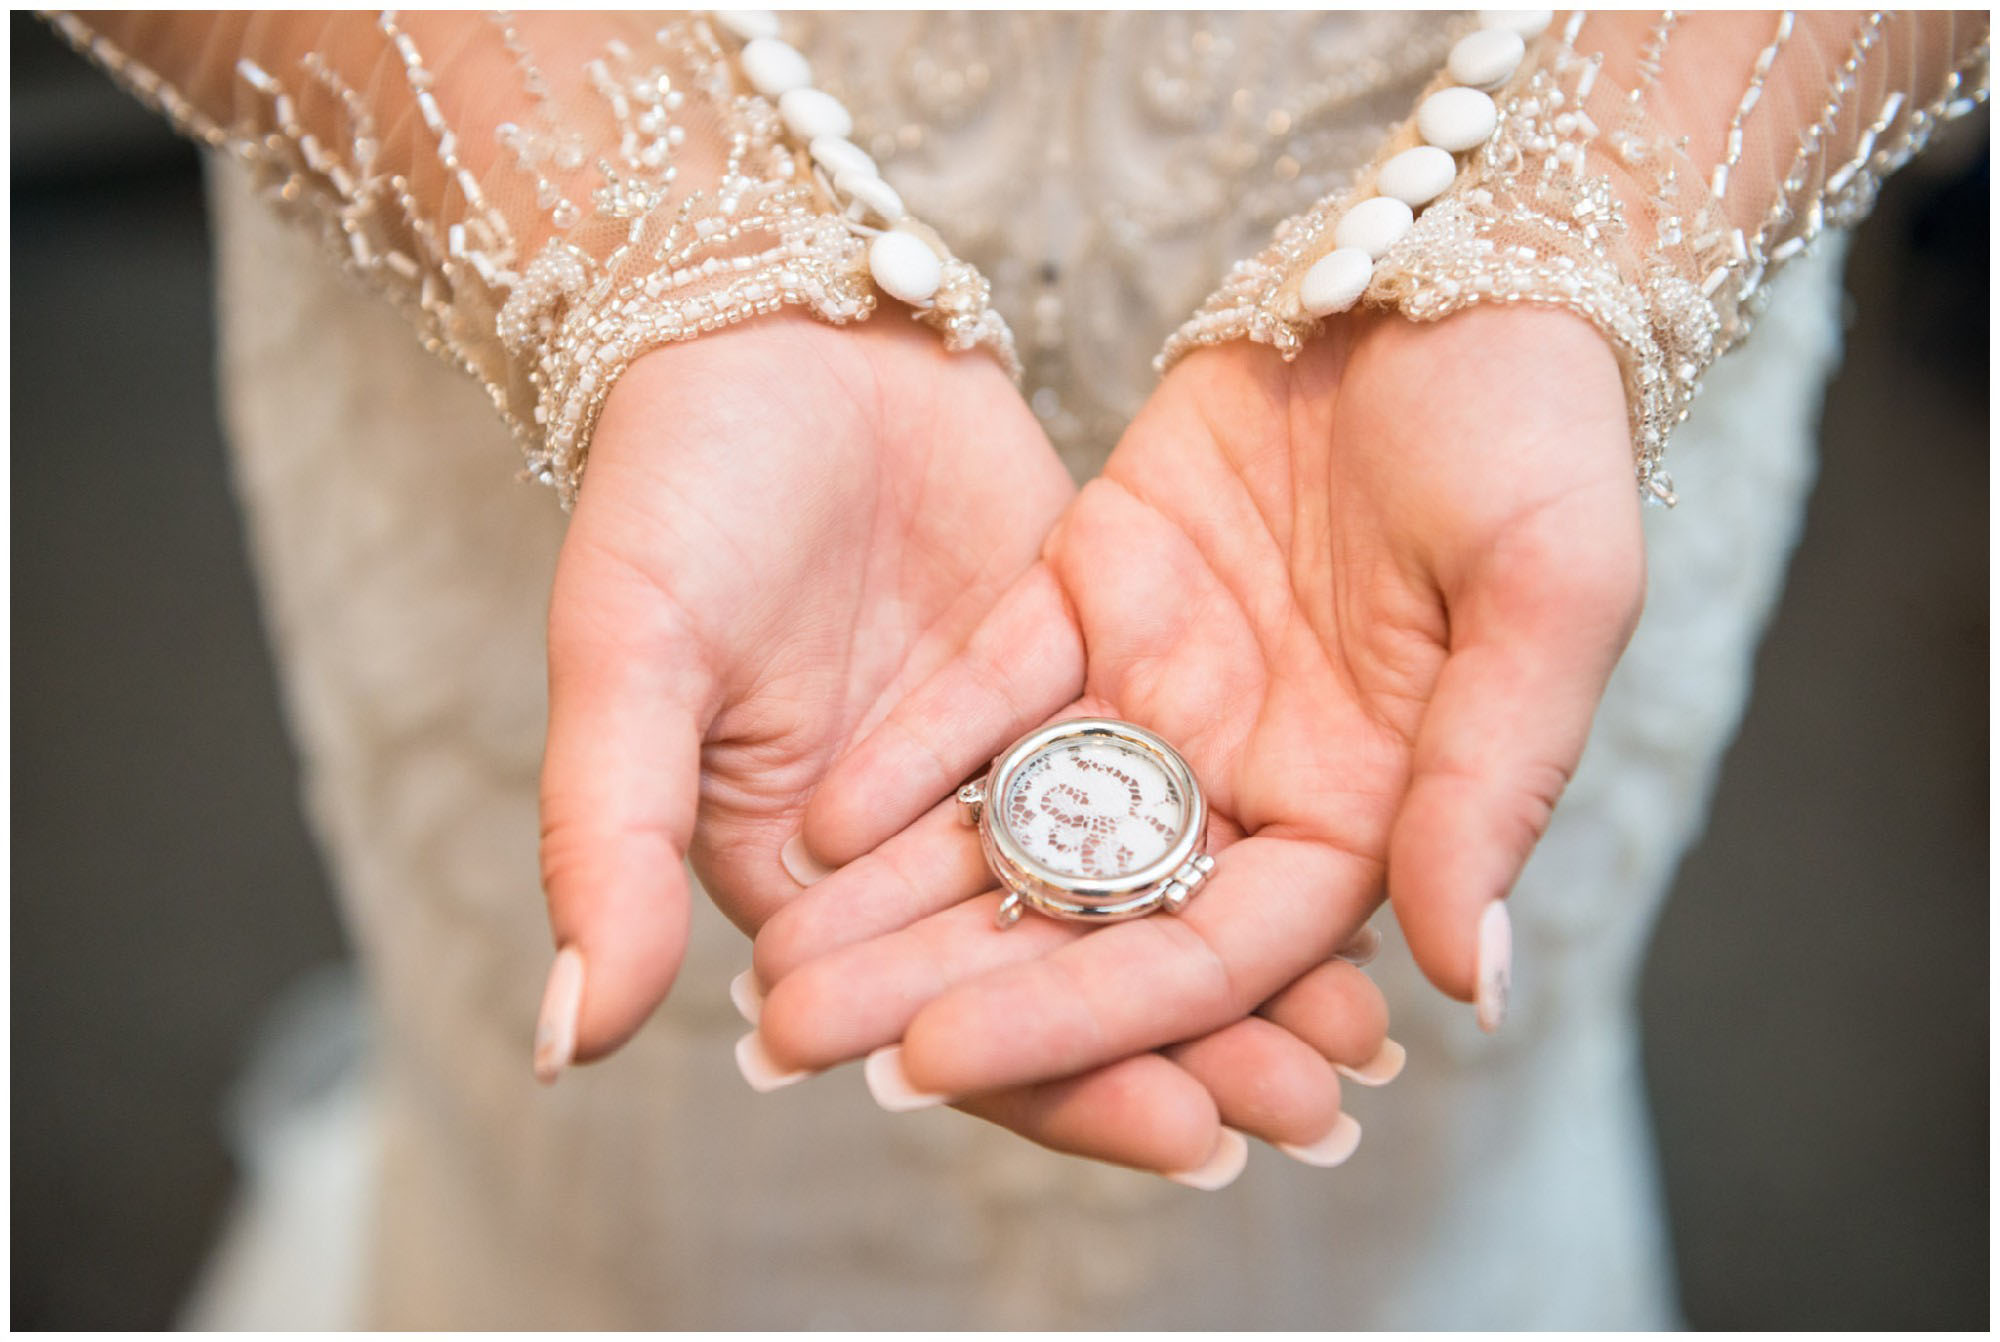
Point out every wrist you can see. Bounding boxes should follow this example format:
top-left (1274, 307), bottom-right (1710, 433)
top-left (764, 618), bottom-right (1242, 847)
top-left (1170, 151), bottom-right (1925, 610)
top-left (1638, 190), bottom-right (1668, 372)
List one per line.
top-left (532, 264), bottom-right (1018, 508)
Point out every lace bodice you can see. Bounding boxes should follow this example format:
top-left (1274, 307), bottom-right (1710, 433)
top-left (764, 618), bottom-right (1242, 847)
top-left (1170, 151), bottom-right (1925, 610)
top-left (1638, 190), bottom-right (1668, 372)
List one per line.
top-left (786, 11), bottom-right (1460, 470)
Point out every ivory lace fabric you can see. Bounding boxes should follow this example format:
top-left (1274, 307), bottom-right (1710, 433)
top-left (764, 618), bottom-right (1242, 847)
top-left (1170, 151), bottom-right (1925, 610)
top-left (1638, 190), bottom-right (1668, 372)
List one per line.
top-left (50, 11), bottom-right (1012, 506)
top-left (52, 8), bottom-right (1982, 1328)
top-left (1166, 12), bottom-right (1988, 499)
top-left (1002, 738), bottom-right (1188, 879)
top-left (54, 11), bottom-right (1986, 498)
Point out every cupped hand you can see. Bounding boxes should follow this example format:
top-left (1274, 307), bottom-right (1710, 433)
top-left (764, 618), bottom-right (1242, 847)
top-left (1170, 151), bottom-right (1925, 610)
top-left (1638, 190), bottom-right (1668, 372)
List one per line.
top-left (535, 313), bottom-right (1074, 1065)
top-left (756, 305), bottom-right (1646, 1103)
top-left (742, 932), bottom-right (1398, 1182)
top-left (535, 310), bottom-right (1400, 1183)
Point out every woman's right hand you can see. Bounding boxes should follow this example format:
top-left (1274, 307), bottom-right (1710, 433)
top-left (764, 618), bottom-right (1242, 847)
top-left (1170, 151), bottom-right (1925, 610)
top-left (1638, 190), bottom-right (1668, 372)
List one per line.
top-left (535, 313), bottom-right (1076, 1067)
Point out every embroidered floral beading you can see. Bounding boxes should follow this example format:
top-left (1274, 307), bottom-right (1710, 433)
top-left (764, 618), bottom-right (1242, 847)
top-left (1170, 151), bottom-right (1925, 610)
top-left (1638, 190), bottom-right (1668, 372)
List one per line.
top-left (1164, 11), bottom-right (1990, 503)
top-left (48, 11), bottom-right (1016, 508)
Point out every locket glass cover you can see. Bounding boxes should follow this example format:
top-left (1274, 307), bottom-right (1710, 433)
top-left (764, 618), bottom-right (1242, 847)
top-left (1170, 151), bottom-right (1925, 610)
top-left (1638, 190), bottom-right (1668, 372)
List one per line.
top-left (998, 735), bottom-right (1189, 881)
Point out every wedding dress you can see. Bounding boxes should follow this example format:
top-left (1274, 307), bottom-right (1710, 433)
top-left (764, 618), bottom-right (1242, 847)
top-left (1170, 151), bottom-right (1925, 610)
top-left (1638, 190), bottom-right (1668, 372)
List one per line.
top-left (55, 11), bottom-right (1985, 1329)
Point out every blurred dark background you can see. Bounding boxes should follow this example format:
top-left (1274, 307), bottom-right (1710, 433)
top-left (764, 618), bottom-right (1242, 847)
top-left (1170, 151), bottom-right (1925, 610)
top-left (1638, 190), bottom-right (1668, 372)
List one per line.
top-left (10, 13), bottom-right (1989, 1330)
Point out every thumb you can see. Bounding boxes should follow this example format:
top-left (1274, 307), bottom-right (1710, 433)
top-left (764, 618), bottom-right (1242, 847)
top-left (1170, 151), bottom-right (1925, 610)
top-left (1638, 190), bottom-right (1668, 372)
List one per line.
top-left (1386, 501), bottom-right (1644, 1030)
top-left (533, 534), bottom-right (715, 1081)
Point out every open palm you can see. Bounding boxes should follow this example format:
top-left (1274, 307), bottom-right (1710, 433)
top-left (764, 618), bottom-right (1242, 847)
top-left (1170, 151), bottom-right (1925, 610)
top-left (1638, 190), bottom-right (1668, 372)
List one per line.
top-left (537, 312), bottom-right (1403, 1181)
top-left (756, 305), bottom-right (1646, 1103)
top-left (537, 313), bottom-right (1074, 1060)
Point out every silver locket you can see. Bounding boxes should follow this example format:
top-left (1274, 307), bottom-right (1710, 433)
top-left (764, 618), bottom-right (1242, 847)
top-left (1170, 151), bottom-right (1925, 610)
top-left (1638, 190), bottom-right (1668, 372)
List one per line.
top-left (958, 718), bottom-right (1214, 927)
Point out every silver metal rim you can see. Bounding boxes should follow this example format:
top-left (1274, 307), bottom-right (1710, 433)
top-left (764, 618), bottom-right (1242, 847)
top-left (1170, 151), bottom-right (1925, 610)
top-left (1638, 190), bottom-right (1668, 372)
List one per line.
top-left (978, 717), bottom-right (1206, 920)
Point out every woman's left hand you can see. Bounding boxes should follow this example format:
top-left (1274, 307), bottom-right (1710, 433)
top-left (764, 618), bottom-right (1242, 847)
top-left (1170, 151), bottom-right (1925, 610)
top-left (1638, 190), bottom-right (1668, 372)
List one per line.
top-left (750, 305), bottom-right (1646, 1101)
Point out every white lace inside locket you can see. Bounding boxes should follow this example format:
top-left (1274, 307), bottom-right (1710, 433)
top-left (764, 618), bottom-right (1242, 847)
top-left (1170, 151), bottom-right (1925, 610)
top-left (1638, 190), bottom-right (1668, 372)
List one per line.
top-left (1000, 738), bottom-right (1188, 880)
top-left (964, 718), bottom-right (1213, 926)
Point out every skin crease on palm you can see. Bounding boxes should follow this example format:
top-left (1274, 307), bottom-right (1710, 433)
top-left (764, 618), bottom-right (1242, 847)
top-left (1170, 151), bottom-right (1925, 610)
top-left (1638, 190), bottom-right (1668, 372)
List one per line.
top-left (537, 312), bottom-right (1401, 1175)
top-left (757, 303), bottom-right (1648, 1105)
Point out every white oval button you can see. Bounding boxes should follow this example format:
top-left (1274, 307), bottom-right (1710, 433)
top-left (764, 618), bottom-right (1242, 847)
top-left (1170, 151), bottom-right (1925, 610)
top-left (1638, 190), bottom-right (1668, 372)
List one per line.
top-left (740, 37), bottom-right (811, 98)
top-left (837, 169), bottom-right (905, 221)
top-left (1376, 145), bottom-right (1458, 207)
top-left (868, 230), bottom-right (943, 304)
top-left (1449, 27), bottom-right (1526, 90)
top-left (779, 87), bottom-right (853, 141)
top-left (1477, 9), bottom-right (1553, 37)
top-left (809, 135), bottom-right (877, 180)
top-left (1417, 86), bottom-right (1499, 152)
top-left (1299, 247), bottom-right (1374, 316)
top-left (1332, 196), bottom-right (1414, 259)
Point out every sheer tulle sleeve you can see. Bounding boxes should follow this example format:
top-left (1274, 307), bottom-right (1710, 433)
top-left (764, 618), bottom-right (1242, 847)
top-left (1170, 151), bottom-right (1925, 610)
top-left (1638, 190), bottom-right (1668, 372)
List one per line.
top-left (1163, 11), bottom-right (1989, 503)
top-left (49, 11), bottom-right (1015, 506)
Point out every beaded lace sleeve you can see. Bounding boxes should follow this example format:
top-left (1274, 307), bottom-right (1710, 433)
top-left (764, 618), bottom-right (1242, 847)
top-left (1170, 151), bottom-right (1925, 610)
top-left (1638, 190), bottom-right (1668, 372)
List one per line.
top-left (1163, 11), bottom-right (1990, 503)
top-left (49, 11), bottom-right (1015, 507)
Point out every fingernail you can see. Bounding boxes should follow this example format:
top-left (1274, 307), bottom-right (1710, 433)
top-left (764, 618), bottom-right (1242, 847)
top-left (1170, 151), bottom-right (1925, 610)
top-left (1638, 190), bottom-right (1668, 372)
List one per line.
top-left (863, 1044), bottom-right (950, 1112)
top-left (1279, 1112), bottom-right (1362, 1168)
top-left (734, 1031), bottom-right (810, 1092)
top-left (1166, 1127), bottom-right (1250, 1191)
top-left (1335, 924), bottom-right (1382, 966)
top-left (729, 969), bottom-right (764, 1026)
top-left (1336, 1037), bottom-right (1406, 1087)
top-left (780, 833), bottom-right (835, 887)
top-left (1476, 900), bottom-right (1512, 1034)
top-left (532, 946), bottom-right (585, 1085)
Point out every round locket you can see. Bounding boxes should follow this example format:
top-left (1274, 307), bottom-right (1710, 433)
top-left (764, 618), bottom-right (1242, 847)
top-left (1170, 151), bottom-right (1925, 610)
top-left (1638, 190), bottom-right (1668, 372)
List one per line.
top-left (957, 718), bottom-right (1214, 927)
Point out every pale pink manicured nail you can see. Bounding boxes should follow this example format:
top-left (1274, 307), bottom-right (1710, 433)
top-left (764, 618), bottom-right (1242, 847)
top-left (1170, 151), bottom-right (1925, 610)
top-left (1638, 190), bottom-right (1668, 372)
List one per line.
top-left (1335, 924), bottom-right (1382, 966)
top-left (729, 969), bottom-right (763, 1026)
top-left (1166, 1127), bottom-right (1250, 1191)
top-left (1279, 1113), bottom-right (1362, 1168)
top-left (1476, 900), bottom-right (1512, 1034)
top-left (734, 1031), bottom-right (810, 1092)
top-left (532, 946), bottom-right (585, 1086)
top-left (780, 833), bottom-right (835, 887)
top-left (863, 1044), bottom-right (950, 1112)
top-left (1336, 1038), bottom-right (1406, 1087)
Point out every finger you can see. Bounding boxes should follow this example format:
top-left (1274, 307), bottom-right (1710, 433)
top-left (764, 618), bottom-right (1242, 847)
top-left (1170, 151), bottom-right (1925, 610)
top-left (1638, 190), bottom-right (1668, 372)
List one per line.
top-left (950, 1053), bottom-right (1241, 1185)
top-left (537, 545), bottom-right (715, 1074)
top-left (798, 562), bottom-right (1085, 868)
top-left (752, 802), bottom-right (1255, 1067)
top-left (895, 832), bottom-right (1377, 1097)
top-left (1387, 504), bottom-right (1645, 1022)
top-left (1165, 1016), bottom-right (1347, 1154)
top-left (1258, 958), bottom-right (1402, 1084)
top-left (755, 892), bottom-right (1086, 1072)
top-left (933, 963), bottom-right (1376, 1179)
top-left (758, 723), bottom-right (1250, 991)
top-left (752, 796), bottom-right (994, 989)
